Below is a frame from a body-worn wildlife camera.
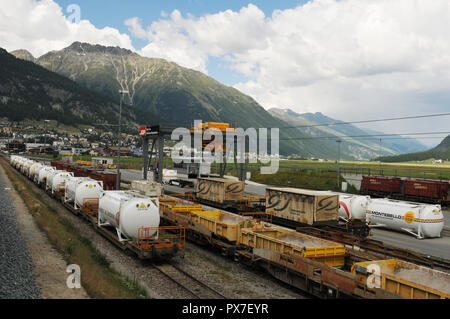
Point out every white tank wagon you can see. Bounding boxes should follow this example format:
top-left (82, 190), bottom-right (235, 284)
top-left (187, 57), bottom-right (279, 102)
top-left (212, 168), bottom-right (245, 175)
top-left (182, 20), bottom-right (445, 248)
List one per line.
top-left (65, 177), bottom-right (90, 204)
top-left (11, 156), bottom-right (20, 168)
top-left (98, 191), bottom-right (160, 242)
top-left (37, 166), bottom-right (55, 186)
top-left (65, 177), bottom-right (103, 211)
top-left (21, 160), bottom-right (34, 175)
top-left (337, 194), bottom-right (370, 220)
top-left (33, 165), bottom-right (45, 184)
top-left (50, 171), bottom-right (74, 195)
top-left (10, 155), bottom-right (21, 167)
top-left (366, 198), bottom-right (445, 239)
top-left (44, 168), bottom-right (64, 190)
top-left (29, 162), bottom-right (43, 179)
top-left (15, 157), bottom-right (26, 170)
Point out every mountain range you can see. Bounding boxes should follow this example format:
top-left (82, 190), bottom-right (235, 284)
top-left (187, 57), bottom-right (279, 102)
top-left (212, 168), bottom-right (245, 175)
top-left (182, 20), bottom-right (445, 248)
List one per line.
top-left (269, 108), bottom-right (427, 160)
top-left (376, 134), bottom-right (450, 162)
top-left (4, 42), bottom-right (429, 159)
top-left (0, 48), bottom-right (137, 130)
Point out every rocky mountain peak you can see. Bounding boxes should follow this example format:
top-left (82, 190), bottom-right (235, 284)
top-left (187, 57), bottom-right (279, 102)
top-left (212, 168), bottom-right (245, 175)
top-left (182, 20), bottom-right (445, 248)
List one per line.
top-left (10, 49), bottom-right (36, 62)
top-left (65, 42), bottom-right (137, 57)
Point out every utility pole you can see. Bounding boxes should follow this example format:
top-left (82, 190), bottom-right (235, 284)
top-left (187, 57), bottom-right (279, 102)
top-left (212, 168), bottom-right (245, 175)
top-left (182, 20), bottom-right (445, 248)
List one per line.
top-left (336, 139), bottom-right (342, 190)
top-left (116, 90), bottom-right (129, 190)
top-left (43, 119), bottom-right (50, 154)
top-left (379, 138), bottom-right (382, 174)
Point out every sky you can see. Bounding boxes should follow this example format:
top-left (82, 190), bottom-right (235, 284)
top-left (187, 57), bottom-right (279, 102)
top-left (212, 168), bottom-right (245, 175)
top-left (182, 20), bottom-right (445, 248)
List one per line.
top-left (1, 0), bottom-right (450, 147)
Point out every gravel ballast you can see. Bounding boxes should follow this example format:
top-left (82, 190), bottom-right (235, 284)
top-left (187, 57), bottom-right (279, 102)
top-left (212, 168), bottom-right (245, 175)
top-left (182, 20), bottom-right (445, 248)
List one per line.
top-left (0, 172), bottom-right (41, 299)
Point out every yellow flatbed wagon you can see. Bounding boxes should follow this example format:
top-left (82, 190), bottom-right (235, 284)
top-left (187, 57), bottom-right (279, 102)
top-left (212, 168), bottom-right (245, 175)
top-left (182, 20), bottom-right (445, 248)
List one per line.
top-left (190, 210), bottom-right (254, 243)
top-left (352, 259), bottom-right (450, 299)
top-left (240, 225), bottom-right (346, 267)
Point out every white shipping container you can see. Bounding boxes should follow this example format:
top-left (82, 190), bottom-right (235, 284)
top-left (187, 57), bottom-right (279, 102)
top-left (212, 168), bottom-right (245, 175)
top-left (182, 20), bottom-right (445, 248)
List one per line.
top-left (98, 191), bottom-right (160, 242)
top-left (366, 198), bottom-right (444, 239)
top-left (131, 180), bottom-right (162, 197)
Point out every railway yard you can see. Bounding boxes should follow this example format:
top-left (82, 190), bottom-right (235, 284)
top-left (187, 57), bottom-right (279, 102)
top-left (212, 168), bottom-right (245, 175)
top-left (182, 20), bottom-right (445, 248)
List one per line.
top-left (2, 154), bottom-right (450, 300)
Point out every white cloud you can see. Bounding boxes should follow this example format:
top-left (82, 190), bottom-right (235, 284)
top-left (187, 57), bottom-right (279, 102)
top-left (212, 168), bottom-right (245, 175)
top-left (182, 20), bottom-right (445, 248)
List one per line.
top-left (1, 0), bottom-right (449, 146)
top-left (0, 0), bottom-right (134, 58)
top-left (126, 0), bottom-right (450, 146)
top-left (126, 4), bottom-right (268, 74)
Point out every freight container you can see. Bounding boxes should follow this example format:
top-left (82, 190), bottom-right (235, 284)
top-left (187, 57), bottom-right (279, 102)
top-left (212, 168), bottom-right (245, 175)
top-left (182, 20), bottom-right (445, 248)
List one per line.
top-left (195, 177), bottom-right (244, 204)
top-left (361, 176), bottom-right (402, 194)
top-left (352, 259), bottom-right (450, 299)
top-left (40, 168), bottom-right (56, 188)
top-left (403, 179), bottom-right (449, 202)
top-left (189, 210), bottom-right (253, 243)
top-left (89, 170), bottom-right (120, 190)
top-left (98, 191), bottom-right (160, 241)
top-left (162, 169), bottom-right (177, 184)
top-left (266, 187), bottom-right (339, 225)
top-left (51, 171), bottom-right (74, 195)
top-left (366, 198), bottom-right (444, 238)
top-left (51, 161), bottom-right (68, 171)
top-left (71, 165), bottom-right (91, 177)
top-left (65, 177), bottom-right (91, 204)
top-left (239, 225), bottom-right (346, 267)
top-left (131, 180), bottom-right (162, 197)
top-left (329, 192), bottom-right (370, 219)
top-left (29, 163), bottom-right (43, 179)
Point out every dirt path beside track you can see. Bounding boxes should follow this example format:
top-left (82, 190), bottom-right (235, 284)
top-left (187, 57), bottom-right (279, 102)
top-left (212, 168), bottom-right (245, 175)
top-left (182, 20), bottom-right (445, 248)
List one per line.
top-left (0, 164), bottom-right (90, 299)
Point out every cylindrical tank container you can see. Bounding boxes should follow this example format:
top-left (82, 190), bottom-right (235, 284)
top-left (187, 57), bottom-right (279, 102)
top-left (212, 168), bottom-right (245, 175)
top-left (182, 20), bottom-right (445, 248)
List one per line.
top-left (65, 177), bottom-right (103, 207)
top-left (34, 165), bottom-right (44, 184)
top-left (15, 157), bottom-right (26, 170)
top-left (98, 191), bottom-right (160, 241)
top-left (65, 177), bottom-right (91, 204)
top-left (366, 198), bottom-right (444, 239)
top-left (46, 170), bottom-right (61, 191)
top-left (28, 162), bottom-right (42, 179)
top-left (22, 160), bottom-right (34, 175)
top-left (75, 179), bottom-right (103, 209)
top-left (338, 194), bottom-right (370, 219)
top-left (38, 166), bottom-right (55, 186)
top-left (10, 155), bottom-right (18, 166)
top-left (51, 171), bottom-right (74, 194)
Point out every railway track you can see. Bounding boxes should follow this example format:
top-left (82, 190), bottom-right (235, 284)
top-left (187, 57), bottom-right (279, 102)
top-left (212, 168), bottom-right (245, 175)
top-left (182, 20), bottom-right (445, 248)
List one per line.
top-left (152, 262), bottom-right (227, 299)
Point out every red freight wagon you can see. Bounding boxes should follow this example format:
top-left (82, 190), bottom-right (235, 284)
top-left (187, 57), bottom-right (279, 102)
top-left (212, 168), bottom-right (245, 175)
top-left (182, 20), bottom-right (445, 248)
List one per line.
top-left (403, 179), bottom-right (449, 202)
top-left (50, 161), bottom-right (67, 170)
top-left (88, 170), bottom-right (120, 190)
top-left (361, 176), bottom-right (402, 194)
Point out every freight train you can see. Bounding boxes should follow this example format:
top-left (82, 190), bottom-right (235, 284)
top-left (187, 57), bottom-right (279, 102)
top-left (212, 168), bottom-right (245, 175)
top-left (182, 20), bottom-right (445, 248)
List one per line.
top-left (157, 195), bottom-right (450, 299)
top-left (9, 155), bottom-right (184, 259)
top-left (361, 175), bottom-right (450, 204)
top-left (6, 155), bottom-right (450, 299)
top-left (193, 177), bottom-right (370, 237)
top-left (192, 178), bottom-right (445, 239)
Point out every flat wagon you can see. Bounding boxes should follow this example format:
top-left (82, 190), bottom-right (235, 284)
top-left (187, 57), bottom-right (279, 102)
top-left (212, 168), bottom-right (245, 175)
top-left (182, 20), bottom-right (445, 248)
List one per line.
top-left (240, 225), bottom-right (346, 267)
top-left (352, 259), bottom-right (450, 299)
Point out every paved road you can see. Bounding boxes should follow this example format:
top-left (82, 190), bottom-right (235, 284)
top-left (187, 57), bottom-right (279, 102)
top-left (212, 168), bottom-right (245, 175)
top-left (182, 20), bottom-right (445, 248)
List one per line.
top-left (370, 228), bottom-right (450, 260)
top-left (444, 210), bottom-right (450, 227)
